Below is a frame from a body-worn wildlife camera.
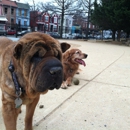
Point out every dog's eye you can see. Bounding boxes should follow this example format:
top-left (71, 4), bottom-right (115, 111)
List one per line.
top-left (31, 51), bottom-right (43, 62)
top-left (33, 51), bottom-right (41, 58)
top-left (75, 51), bottom-right (79, 54)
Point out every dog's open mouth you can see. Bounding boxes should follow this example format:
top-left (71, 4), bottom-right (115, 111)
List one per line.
top-left (75, 58), bottom-right (86, 66)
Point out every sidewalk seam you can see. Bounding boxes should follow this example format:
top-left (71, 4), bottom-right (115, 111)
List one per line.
top-left (92, 80), bottom-right (130, 88)
top-left (90, 51), bottom-right (125, 82)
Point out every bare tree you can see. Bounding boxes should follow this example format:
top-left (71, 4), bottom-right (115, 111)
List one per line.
top-left (80, 0), bottom-right (94, 39)
top-left (38, 0), bottom-right (81, 37)
top-left (24, 0), bottom-right (48, 31)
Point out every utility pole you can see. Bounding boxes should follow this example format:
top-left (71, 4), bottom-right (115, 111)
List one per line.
top-left (10, 5), bottom-right (11, 30)
top-left (86, 0), bottom-right (91, 40)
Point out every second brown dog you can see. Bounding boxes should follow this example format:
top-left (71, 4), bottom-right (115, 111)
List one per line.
top-left (61, 48), bottom-right (88, 89)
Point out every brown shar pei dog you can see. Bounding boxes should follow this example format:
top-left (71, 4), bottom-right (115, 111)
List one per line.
top-left (0, 32), bottom-right (70, 130)
top-left (61, 48), bottom-right (88, 89)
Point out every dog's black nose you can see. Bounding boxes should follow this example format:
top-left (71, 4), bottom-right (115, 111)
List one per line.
top-left (85, 54), bottom-right (88, 58)
top-left (49, 67), bottom-right (62, 75)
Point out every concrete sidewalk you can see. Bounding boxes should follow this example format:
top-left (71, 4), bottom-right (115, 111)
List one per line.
top-left (0, 39), bottom-right (130, 130)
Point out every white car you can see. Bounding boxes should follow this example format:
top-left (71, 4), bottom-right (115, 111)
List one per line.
top-left (104, 34), bottom-right (112, 39)
top-left (62, 33), bottom-right (73, 39)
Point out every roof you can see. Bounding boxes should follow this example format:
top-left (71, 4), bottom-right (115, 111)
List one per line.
top-left (0, 0), bottom-right (17, 8)
top-left (16, 2), bottom-right (30, 10)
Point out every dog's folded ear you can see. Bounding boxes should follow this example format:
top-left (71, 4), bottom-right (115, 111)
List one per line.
top-left (60, 42), bottom-right (70, 53)
top-left (13, 43), bottom-right (23, 59)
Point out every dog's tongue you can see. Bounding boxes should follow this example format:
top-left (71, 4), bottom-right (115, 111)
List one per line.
top-left (75, 59), bottom-right (86, 66)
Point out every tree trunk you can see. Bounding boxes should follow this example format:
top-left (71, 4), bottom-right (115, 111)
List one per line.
top-left (112, 30), bottom-right (116, 41)
top-left (101, 30), bottom-right (103, 40)
top-left (117, 30), bottom-right (121, 41)
top-left (86, 0), bottom-right (91, 40)
top-left (126, 32), bottom-right (130, 40)
top-left (60, 0), bottom-right (64, 38)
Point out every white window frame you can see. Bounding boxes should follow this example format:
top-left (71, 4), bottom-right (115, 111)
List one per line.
top-left (53, 25), bottom-right (57, 31)
top-left (45, 16), bottom-right (49, 22)
top-left (54, 17), bottom-right (57, 23)
top-left (46, 24), bottom-right (48, 30)
top-left (24, 20), bottom-right (27, 26)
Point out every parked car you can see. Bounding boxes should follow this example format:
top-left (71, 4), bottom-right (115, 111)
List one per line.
top-left (17, 30), bottom-right (31, 36)
top-left (96, 35), bottom-right (104, 39)
top-left (0, 29), bottom-right (7, 36)
top-left (7, 30), bottom-right (16, 35)
top-left (62, 33), bottom-right (73, 39)
top-left (75, 34), bottom-right (86, 39)
top-left (48, 32), bottom-right (60, 38)
top-left (104, 34), bottom-right (112, 39)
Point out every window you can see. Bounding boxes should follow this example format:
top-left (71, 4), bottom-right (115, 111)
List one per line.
top-left (69, 20), bottom-right (71, 25)
top-left (18, 19), bottom-right (21, 27)
top-left (24, 10), bottom-right (27, 16)
top-left (89, 23), bottom-right (90, 28)
top-left (24, 21), bottom-right (27, 26)
top-left (44, 24), bottom-right (48, 31)
top-left (4, 8), bottom-right (8, 14)
top-left (58, 18), bottom-right (61, 24)
top-left (0, 25), bottom-right (4, 30)
top-left (83, 23), bottom-right (85, 27)
top-left (45, 16), bottom-right (49, 22)
top-left (53, 25), bottom-right (57, 31)
top-left (45, 24), bottom-right (48, 30)
top-left (22, 11), bottom-right (24, 16)
top-left (38, 15), bottom-right (41, 21)
top-left (54, 17), bottom-right (57, 23)
top-left (18, 9), bottom-right (21, 16)
top-left (11, 8), bottom-right (14, 15)
top-left (66, 19), bottom-right (68, 26)
top-left (11, 18), bottom-right (14, 24)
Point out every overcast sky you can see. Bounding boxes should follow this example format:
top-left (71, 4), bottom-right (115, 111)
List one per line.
top-left (18, 0), bottom-right (52, 4)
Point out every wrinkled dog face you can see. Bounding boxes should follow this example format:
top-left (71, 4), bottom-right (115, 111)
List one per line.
top-left (31, 56), bottom-right (63, 92)
top-left (13, 32), bottom-right (68, 92)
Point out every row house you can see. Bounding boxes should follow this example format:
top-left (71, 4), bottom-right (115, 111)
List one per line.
top-left (16, 2), bottom-right (30, 31)
top-left (63, 15), bottom-right (73, 34)
top-left (0, 0), bottom-right (17, 30)
top-left (0, 0), bottom-right (30, 31)
top-left (0, 5), bottom-right (7, 31)
top-left (73, 14), bottom-right (97, 34)
top-left (0, 0), bottom-right (96, 34)
top-left (30, 11), bottom-right (74, 34)
top-left (30, 11), bottom-right (59, 32)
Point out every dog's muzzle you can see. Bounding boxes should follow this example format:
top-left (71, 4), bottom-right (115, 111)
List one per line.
top-left (49, 66), bottom-right (63, 90)
top-left (32, 57), bottom-right (63, 92)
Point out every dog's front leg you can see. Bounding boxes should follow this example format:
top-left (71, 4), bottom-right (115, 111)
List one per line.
top-left (66, 77), bottom-right (73, 86)
top-left (61, 77), bottom-right (73, 89)
top-left (24, 95), bottom-right (40, 130)
top-left (2, 94), bottom-right (21, 130)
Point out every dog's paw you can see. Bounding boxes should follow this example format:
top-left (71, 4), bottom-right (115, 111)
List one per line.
top-left (61, 82), bottom-right (68, 89)
top-left (76, 72), bottom-right (80, 74)
top-left (76, 68), bottom-right (82, 74)
top-left (66, 81), bottom-right (72, 86)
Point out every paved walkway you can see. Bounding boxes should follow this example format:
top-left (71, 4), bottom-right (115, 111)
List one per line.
top-left (0, 39), bottom-right (130, 130)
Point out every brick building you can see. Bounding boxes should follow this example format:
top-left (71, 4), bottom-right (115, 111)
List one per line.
top-left (0, 0), bottom-right (17, 30)
top-left (30, 11), bottom-right (59, 32)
